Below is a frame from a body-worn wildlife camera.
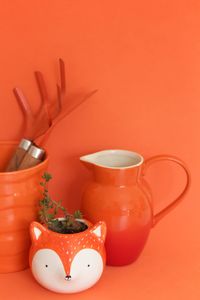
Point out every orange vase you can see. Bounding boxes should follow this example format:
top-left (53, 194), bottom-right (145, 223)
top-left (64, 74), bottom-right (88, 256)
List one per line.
top-left (80, 150), bottom-right (190, 266)
top-left (0, 141), bottom-right (48, 273)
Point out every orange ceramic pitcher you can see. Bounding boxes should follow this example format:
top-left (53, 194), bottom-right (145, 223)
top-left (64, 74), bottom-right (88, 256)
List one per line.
top-left (0, 141), bottom-right (48, 273)
top-left (80, 150), bottom-right (190, 266)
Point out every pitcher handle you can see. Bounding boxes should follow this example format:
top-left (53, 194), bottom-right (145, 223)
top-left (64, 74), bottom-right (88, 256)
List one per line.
top-left (142, 155), bottom-right (191, 226)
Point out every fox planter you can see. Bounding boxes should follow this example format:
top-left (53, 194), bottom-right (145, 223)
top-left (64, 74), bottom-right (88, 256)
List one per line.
top-left (29, 220), bottom-right (106, 294)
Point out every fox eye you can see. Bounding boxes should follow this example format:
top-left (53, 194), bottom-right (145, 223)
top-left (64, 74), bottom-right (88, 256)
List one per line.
top-left (87, 264), bottom-right (90, 267)
top-left (45, 265), bottom-right (48, 268)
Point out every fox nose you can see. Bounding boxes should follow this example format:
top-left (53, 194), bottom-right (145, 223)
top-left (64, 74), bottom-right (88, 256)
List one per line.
top-left (65, 275), bottom-right (72, 281)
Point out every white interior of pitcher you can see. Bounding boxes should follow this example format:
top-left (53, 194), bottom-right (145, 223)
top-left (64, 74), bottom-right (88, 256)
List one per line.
top-left (80, 150), bottom-right (144, 169)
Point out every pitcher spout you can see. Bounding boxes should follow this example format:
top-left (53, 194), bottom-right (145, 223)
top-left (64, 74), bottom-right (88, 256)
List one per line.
top-left (80, 153), bottom-right (96, 170)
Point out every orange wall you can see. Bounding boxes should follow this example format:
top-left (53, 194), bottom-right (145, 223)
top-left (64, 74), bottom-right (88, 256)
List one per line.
top-left (0, 1), bottom-right (200, 299)
top-left (0, 0), bottom-right (198, 220)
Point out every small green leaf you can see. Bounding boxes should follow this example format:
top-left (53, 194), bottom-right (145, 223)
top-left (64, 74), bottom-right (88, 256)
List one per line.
top-left (74, 210), bottom-right (83, 219)
top-left (42, 172), bottom-right (52, 182)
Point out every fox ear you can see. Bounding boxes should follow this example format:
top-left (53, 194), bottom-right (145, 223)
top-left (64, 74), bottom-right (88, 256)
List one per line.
top-left (90, 221), bottom-right (107, 242)
top-left (30, 221), bottom-right (47, 242)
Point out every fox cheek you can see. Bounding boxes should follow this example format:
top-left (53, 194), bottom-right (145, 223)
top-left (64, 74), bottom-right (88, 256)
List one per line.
top-left (70, 249), bottom-right (104, 278)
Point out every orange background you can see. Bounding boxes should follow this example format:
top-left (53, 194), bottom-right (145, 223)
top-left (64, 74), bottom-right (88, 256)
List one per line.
top-left (0, 0), bottom-right (199, 299)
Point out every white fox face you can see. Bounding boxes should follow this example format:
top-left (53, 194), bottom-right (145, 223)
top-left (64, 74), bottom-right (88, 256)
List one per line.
top-left (32, 248), bottom-right (103, 293)
top-left (30, 221), bottom-right (106, 293)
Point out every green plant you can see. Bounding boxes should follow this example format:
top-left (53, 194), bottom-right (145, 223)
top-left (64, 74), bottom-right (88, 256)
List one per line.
top-left (39, 172), bottom-right (87, 234)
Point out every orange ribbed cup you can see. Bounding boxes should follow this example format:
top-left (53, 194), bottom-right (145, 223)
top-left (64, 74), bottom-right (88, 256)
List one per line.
top-left (0, 141), bottom-right (48, 273)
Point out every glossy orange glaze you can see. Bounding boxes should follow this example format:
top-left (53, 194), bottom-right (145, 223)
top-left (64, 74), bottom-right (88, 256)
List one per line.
top-left (0, 142), bottom-right (48, 273)
top-left (81, 154), bottom-right (190, 266)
